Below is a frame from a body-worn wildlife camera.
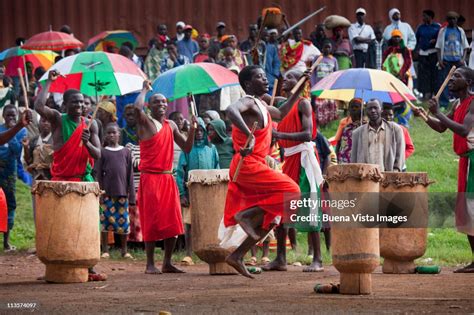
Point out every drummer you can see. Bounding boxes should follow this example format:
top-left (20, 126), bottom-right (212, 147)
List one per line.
top-left (415, 66), bottom-right (474, 273)
top-left (132, 80), bottom-right (196, 274)
top-left (34, 70), bottom-right (105, 281)
top-left (223, 65), bottom-right (300, 278)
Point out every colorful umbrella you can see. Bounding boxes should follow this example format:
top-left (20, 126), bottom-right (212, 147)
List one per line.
top-left (22, 31), bottom-right (83, 51)
top-left (39, 51), bottom-right (146, 97)
top-left (0, 47), bottom-right (57, 77)
top-left (311, 68), bottom-right (416, 104)
top-left (150, 63), bottom-right (239, 101)
top-left (87, 30), bottom-right (139, 52)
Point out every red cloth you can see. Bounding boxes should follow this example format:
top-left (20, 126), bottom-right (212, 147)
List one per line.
top-left (51, 118), bottom-right (94, 181)
top-left (224, 113), bottom-right (300, 229)
top-left (277, 98), bottom-right (317, 184)
top-left (453, 95), bottom-right (474, 193)
top-left (0, 188), bottom-right (7, 233)
top-left (401, 125), bottom-right (415, 159)
top-left (138, 120), bottom-right (184, 241)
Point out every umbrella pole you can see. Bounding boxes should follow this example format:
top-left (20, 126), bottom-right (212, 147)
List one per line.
top-left (22, 55), bottom-right (29, 91)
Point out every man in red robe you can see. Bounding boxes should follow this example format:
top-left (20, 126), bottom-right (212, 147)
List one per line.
top-left (224, 65), bottom-right (300, 278)
top-left (35, 70), bottom-right (103, 280)
top-left (419, 66), bottom-right (474, 273)
top-left (262, 69), bottom-right (324, 273)
top-left (133, 81), bottom-right (196, 274)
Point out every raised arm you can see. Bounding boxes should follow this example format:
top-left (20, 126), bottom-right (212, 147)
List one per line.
top-left (277, 70), bottom-right (312, 119)
top-left (428, 98), bottom-right (473, 136)
top-left (0, 110), bottom-right (32, 145)
top-left (34, 71), bottom-right (61, 124)
top-left (172, 117), bottom-right (196, 153)
top-left (134, 80), bottom-right (152, 124)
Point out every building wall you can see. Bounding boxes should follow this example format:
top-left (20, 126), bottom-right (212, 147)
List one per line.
top-left (0, 0), bottom-right (472, 50)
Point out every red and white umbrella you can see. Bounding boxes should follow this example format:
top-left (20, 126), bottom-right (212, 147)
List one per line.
top-left (23, 31), bottom-right (83, 51)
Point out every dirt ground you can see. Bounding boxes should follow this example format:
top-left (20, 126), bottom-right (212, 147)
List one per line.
top-left (0, 254), bottom-right (473, 314)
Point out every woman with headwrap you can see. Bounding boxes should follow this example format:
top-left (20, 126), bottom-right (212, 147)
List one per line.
top-left (330, 26), bottom-right (353, 70)
top-left (382, 29), bottom-right (413, 87)
top-left (383, 8), bottom-right (417, 50)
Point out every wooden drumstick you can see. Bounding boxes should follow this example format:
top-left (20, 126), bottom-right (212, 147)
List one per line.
top-left (389, 82), bottom-right (428, 122)
top-left (17, 68), bottom-right (29, 110)
top-left (435, 66), bottom-right (456, 101)
top-left (233, 121), bottom-right (258, 182)
top-left (290, 55), bottom-right (323, 95)
top-left (269, 79), bottom-right (278, 107)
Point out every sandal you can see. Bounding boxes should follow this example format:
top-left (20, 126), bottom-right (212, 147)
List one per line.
top-left (101, 252), bottom-right (110, 259)
top-left (88, 273), bottom-right (108, 282)
top-left (122, 253), bottom-right (134, 259)
top-left (181, 256), bottom-right (194, 266)
top-left (4, 245), bottom-right (16, 252)
top-left (245, 256), bottom-right (258, 266)
top-left (261, 256), bottom-right (270, 264)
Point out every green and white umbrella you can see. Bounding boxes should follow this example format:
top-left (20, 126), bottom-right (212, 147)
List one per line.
top-left (40, 51), bottom-right (146, 97)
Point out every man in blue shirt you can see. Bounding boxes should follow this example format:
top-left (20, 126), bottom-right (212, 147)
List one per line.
top-left (435, 11), bottom-right (469, 107)
top-left (0, 105), bottom-right (29, 251)
top-left (177, 25), bottom-right (199, 62)
top-left (415, 10), bottom-right (440, 100)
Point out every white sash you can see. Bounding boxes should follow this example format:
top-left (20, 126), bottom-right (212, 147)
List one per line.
top-left (244, 95), bottom-right (268, 127)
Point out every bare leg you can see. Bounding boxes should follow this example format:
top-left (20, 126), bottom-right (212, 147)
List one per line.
top-left (307, 233), bottom-right (314, 256)
top-left (3, 230), bottom-right (11, 250)
top-left (303, 231), bottom-right (323, 272)
top-left (250, 245), bottom-right (257, 257)
top-left (162, 237), bottom-right (185, 273)
top-left (288, 228), bottom-right (297, 250)
top-left (101, 232), bottom-right (109, 254)
top-left (454, 235), bottom-right (474, 273)
top-left (262, 225), bottom-right (287, 271)
top-left (234, 207), bottom-right (265, 240)
top-left (185, 224), bottom-right (192, 257)
top-left (145, 241), bottom-right (161, 274)
top-left (262, 240), bottom-right (269, 258)
top-left (323, 228), bottom-right (331, 251)
top-left (120, 234), bottom-right (128, 257)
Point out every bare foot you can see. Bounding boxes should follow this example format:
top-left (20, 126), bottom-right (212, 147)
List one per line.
top-left (262, 259), bottom-right (287, 271)
top-left (234, 213), bottom-right (260, 241)
top-left (162, 263), bottom-right (185, 273)
top-left (454, 262), bottom-right (474, 273)
top-left (226, 254), bottom-right (254, 279)
top-left (145, 265), bottom-right (162, 274)
top-left (303, 261), bottom-right (324, 272)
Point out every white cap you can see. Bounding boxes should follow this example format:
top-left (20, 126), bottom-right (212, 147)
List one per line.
top-left (356, 8), bottom-right (366, 15)
top-left (268, 28), bottom-right (278, 35)
top-left (176, 21), bottom-right (185, 28)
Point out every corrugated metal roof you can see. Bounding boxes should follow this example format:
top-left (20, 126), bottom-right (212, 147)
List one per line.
top-left (1, 0), bottom-right (472, 50)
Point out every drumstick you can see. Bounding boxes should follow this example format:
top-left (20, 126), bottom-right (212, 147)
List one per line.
top-left (435, 66), bottom-right (456, 101)
top-left (188, 93), bottom-right (198, 129)
top-left (389, 82), bottom-right (428, 122)
top-left (17, 68), bottom-right (29, 110)
top-left (290, 55), bottom-right (323, 95)
top-left (233, 121), bottom-right (258, 182)
top-left (269, 79), bottom-right (278, 107)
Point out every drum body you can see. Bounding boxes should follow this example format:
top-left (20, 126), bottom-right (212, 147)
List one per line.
top-left (327, 164), bottom-right (381, 295)
top-left (33, 181), bottom-right (101, 283)
top-left (262, 7), bottom-right (283, 29)
top-left (379, 172), bottom-right (431, 274)
top-left (188, 169), bottom-right (236, 275)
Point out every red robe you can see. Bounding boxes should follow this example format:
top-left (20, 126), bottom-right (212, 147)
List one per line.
top-left (51, 118), bottom-right (94, 181)
top-left (138, 120), bottom-right (184, 241)
top-left (0, 189), bottom-right (7, 233)
top-left (277, 98), bottom-right (318, 184)
top-left (453, 95), bottom-right (474, 193)
top-left (224, 113), bottom-right (300, 229)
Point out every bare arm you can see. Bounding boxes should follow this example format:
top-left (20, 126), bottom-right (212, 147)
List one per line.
top-left (34, 71), bottom-right (61, 124)
top-left (172, 118), bottom-right (196, 153)
top-left (226, 99), bottom-right (254, 137)
top-left (0, 110), bottom-right (32, 145)
top-left (428, 98), bottom-right (473, 136)
top-left (134, 80), bottom-right (152, 124)
top-left (277, 71), bottom-right (311, 119)
top-left (83, 119), bottom-right (101, 159)
top-left (273, 99), bottom-right (313, 142)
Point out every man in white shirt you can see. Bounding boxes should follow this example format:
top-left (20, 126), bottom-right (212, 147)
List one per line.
top-left (348, 8), bottom-right (375, 68)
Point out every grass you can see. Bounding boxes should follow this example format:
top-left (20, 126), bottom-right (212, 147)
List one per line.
top-left (2, 112), bottom-right (473, 267)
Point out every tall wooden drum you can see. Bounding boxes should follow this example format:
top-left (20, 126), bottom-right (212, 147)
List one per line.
top-left (33, 181), bottom-right (101, 283)
top-left (188, 169), bottom-right (236, 275)
top-left (326, 164), bottom-right (381, 295)
top-left (380, 172), bottom-right (431, 274)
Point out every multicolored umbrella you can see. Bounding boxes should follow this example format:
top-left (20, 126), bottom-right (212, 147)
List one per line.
top-left (39, 51), bottom-right (146, 97)
top-left (0, 47), bottom-right (57, 77)
top-left (150, 63), bottom-right (239, 101)
top-left (87, 30), bottom-right (138, 52)
top-left (22, 31), bottom-right (83, 51)
top-left (311, 68), bottom-right (416, 104)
